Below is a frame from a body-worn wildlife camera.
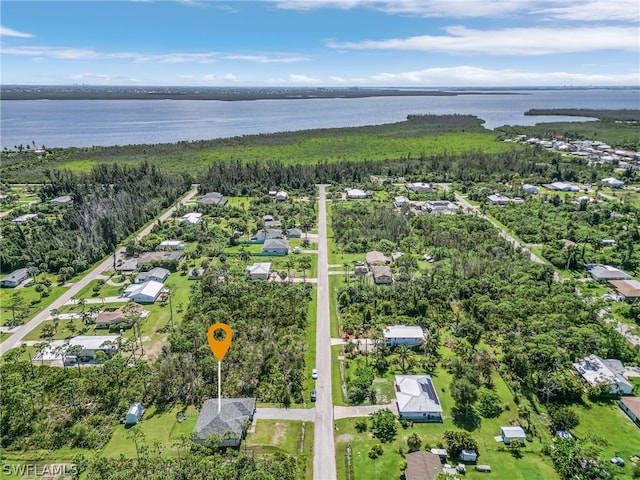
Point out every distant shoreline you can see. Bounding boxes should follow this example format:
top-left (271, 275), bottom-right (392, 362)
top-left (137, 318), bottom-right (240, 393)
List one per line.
top-left (0, 86), bottom-right (523, 101)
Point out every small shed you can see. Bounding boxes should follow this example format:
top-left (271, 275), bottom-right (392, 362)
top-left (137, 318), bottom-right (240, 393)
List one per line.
top-left (125, 402), bottom-right (144, 425)
top-left (500, 426), bottom-right (526, 444)
top-left (460, 449), bottom-right (478, 462)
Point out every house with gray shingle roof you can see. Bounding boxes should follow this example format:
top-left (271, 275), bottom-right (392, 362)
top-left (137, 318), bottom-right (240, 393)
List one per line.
top-left (395, 375), bottom-right (443, 422)
top-left (194, 398), bottom-right (256, 448)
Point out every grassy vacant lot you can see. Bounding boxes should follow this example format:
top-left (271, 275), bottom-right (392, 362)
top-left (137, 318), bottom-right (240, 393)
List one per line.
top-left (0, 283), bottom-right (68, 327)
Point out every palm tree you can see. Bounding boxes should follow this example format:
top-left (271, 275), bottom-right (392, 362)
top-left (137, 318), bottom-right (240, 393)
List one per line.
top-left (396, 345), bottom-right (414, 373)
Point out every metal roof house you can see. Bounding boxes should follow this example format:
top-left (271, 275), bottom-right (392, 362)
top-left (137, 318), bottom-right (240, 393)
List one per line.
top-left (394, 375), bottom-right (443, 422)
top-left (383, 325), bottom-right (425, 347)
top-left (179, 212), bottom-right (203, 224)
top-left (124, 280), bottom-right (164, 304)
top-left (405, 182), bottom-right (433, 194)
top-left (50, 195), bottom-right (72, 206)
top-left (586, 264), bottom-right (632, 282)
top-left (572, 354), bottom-right (633, 395)
top-left (609, 279), bottom-right (640, 302)
top-left (65, 335), bottom-right (120, 362)
top-left (135, 267), bottom-right (170, 284)
top-left (194, 398), bottom-right (256, 448)
top-left (499, 426), bottom-right (526, 444)
top-left (196, 192), bottom-right (227, 206)
top-left (0, 268), bottom-right (30, 288)
top-left (125, 402), bottom-right (144, 426)
top-left (246, 262), bottom-right (271, 281)
top-left (262, 238), bottom-right (289, 256)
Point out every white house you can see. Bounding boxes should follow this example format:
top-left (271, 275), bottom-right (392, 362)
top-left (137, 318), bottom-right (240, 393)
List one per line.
top-left (124, 280), bottom-right (164, 304)
top-left (487, 194), bottom-right (510, 205)
top-left (548, 182), bottom-right (580, 192)
top-left (422, 200), bottom-right (458, 215)
top-left (246, 262), bottom-right (271, 281)
top-left (499, 426), bottom-right (526, 444)
top-left (10, 213), bottom-right (38, 225)
top-left (573, 355), bottom-right (633, 395)
top-left (586, 264), bottom-right (631, 282)
top-left (136, 267), bottom-right (170, 284)
top-left (383, 325), bottom-right (425, 348)
top-left (65, 335), bottom-right (120, 362)
top-left (522, 184), bottom-right (538, 194)
top-left (159, 240), bottom-right (187, 250)
top-left (394, 375), bottom-right (443, 422)
top-left (125, 402), bottom-right (144, 426)
top-left (405, 182), bottom-right (433, 194)
top-left (345, 188), bottom-right (372, 199)
top-left (601, 177), bottom-right (624, 189)
top-left (275, 191), bottom-right (288, 201)
top-left (0, 268), bottom-right (30, 288)
top-left (50, 195), bottom-right (72, 206)
top-left (179, 212), bottom-right (203, 224)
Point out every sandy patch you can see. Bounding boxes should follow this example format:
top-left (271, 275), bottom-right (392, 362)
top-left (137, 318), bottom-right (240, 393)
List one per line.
top-left (336, 434), bottom-right (354, 443)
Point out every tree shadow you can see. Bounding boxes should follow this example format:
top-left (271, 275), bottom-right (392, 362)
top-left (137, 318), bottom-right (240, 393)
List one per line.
top-left (451, 406), bottom-right (482, 431)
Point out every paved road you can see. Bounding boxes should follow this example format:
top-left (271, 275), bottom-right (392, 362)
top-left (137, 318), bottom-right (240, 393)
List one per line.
top-left (0, 185), bottom-right (199, 356)
top-left (314, 184), bottom-right (337, 480)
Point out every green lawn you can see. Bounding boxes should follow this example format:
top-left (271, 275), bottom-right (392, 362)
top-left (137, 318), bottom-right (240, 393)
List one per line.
top-left (0, 284), bottom-right (68, 327)
top-left (74, 280), bottom-right (125, 300)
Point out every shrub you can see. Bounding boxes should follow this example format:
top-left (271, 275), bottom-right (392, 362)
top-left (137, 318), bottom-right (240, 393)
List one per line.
top-left (354, 418), bottom-right (368, 433)
top-left (368, 444), bottom-right (384, 459)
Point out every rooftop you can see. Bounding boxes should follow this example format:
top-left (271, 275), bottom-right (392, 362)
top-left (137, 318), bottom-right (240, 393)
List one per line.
top-left (384, 325), bottom-right (425, 339)
top-left (395, 375), bottom-right (442, 414)
top-left (195, 398), bottom-right (256, 441)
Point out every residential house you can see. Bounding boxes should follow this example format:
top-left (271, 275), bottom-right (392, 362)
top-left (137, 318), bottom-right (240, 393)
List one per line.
top-left (345, 188), bottom-right (372, 199)
top-left (159, 240), bottom-right (187, 250)
top-left (372, 265), bottom-right (393, 285)
top-left (602, 177), bottom-right (624, 188)
top-left (619, 397), bottom-right (640, 428)
top-left (194, 398), bottom-right (256, 448)
top-left (545, 182), bottom-right (580, 192)
top-left (422, 200), bottom-right (458, 215)
top-left (383, 325), bottom-right (425, 348)
top-left (0, 268), bottom-right (30, 288)
top-left (246, 262), bottom-right (271, 281)
top-left (125, 402), bottom-right (144, 426)
top-left (124, 280), bottom-right (164, 304)
top-left (602, 239), bottom-right (617, 246)
top-left (262, 214), bottom-right (274, 222)
top-left (404, 451), bottom-right (443, 480)
top-left (10, 213), bottom-right (38, 225)
top-left (264, 220), bottom-right (282, 229)
top-left (254, 229), bottom-right (282, 243)
top-left (572, 354), bottom-right (633, 395)
top-left (512, 196), bottom-right (525, 205)
top-left (487, 194), bottom-right (510, 205)
top-left (405, 182), bottom-right (433, 194)
top-left (65, 335), bottom-right (120, 362)
top-left (262, 238), bottom-right (289, 255)
top-left (353, 262), bottom-right (368, 275)
top-left (499, 426), bottom-right (526, 444)
top-left (586, 264), bottom-right (631, 282)
top-left (95, 306), bottom-right (144, 329)
top-left (135, 251), bottom-right (183, 269)
top-left (50, 195), bottom-right (72, 206)
top-left (179, 212), bottom-right (203, 224)
top-left (394, 375), bottom-right (443, 422)
top-left (394, 196), bottom-right (410, 208)
top-left (275, 191), bottom-right (288, 201)
top-left (136, 267), bottom-right (170, 284)
top-left (196, 192), bottom-right (227, 206)
top-left (286, 228), bottom-right (303, 238)
top-left (522, 184), bottom-right (538, 194)
top-left (366, 251), bottom-right (389, 266)
top-left (609, 279), bottom-right (640, 302)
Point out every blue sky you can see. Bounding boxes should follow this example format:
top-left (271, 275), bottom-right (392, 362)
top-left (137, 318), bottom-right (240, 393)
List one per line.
top-left (1, 0), bottom-right (638, 86)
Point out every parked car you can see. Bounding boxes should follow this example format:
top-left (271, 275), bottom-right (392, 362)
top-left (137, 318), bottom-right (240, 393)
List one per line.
top-left (310, 390), bottom-right (317, 402)
top-left (311, 368), bottom-right (318, 379)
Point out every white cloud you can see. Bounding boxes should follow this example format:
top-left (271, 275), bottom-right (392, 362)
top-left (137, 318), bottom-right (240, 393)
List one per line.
top-left (532, 0), bottom-right (639, 22)
top-left (328, 26), bottom-right (639, 55)
top-left (271, 0), bottom-right (639, 21)
top-left (0, 26), bottom-right (34, 38)
top-left (369, 65), bottom-right (640, 86)
top-left (69, 72), bottom-right (112, 81)
top-left (329, 75), bottom-right (349, 82)
top-left (223, 54), bottom-right (309, 63)
top-left (289, 74), bottom-right (322, 83)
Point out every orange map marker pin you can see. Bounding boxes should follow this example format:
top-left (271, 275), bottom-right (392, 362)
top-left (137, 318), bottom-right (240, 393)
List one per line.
top-left (208, 323), bottom-right (233, 413)
top-left (208, 323), bottom-right (232, 361)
